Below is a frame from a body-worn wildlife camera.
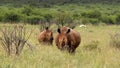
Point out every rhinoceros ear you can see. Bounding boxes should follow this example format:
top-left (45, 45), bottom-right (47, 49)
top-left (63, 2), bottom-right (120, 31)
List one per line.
top-left (67, 29), bottom-right (70, 34)
top-left (57, 28), bottom-right (61, 33)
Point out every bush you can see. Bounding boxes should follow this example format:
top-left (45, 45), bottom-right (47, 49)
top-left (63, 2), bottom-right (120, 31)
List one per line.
top-left (99, 15), bottom-right (116, 24)
top-left (43, 14), bottom-right (53, 22)
top-left (25, 15), bottom-right (45, 24)
top-left (81, 10), bottom-right (101, 18)
top-left (41, 3), bottom-right (52, 8)
top-left (0, 14), bottom-right (4, 21)
top-left (81, 18), bottom-right (90, 24)
top-left (21, 5), bottom-right (33, 16)
top-left (0, 25), bottom-right (33, 56)
top-left (55, 11), bottom-right (74, 27)
top-left (4, 11), bottom-right (21, 22)
top-left (89, 18), bottom-right (100, 25)
top-left (81, 18), bottom-right (100, 25)
top-left (116, 14), bottom-right (120, 24)
top-left (0, 9), bottom-right (6, 21)
top-left (72, 13), bottom-right (81, 20)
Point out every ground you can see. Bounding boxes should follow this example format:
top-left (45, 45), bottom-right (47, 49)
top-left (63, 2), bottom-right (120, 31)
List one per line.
top-left (0, 24), bottom-right (120, 68)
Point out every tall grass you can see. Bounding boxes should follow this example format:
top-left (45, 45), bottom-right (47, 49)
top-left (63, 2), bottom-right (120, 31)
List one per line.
top-left (109, 32), bottom-right (120, 49)
top-left (0, 24), bottom-right (120, 68)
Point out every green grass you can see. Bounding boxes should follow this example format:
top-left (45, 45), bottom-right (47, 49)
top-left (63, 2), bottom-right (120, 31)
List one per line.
top-left (0, 24), bottom-right (120, 68)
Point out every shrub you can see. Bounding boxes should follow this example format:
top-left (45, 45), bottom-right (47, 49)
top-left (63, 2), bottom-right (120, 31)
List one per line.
top-left (21, 5), bottom-right (33, 16)
top-left (99, 15), bottom-right (116, 24)
top-left (81, 18), bottom-right (90, 24)
top-left (116, 14), bottom-right (120, 24)
top-left (25, 15), bottom-right (45, 24)
top-left (81, 10), bottom-right (101, 18)
top-left (55, 11), bottom-right (74, 27)
top-left (4, 11), bottom-right (21, 22)
top-left (41, 3), bottom-right (52, 8)
top-left (0, 15), bottom-right (4, 21)
top-left (72, 13), bottom-right (81, 20)
top-left (0, 9), bottom-right (6, 21)
top-left (43, 14), bottom-right (53, 22)
top-left (0, 25), bottom-right (33, 56)
top-left (89, 18), bottom-right (100, 25)
top-left (109, 33), bottom-right (120, 49)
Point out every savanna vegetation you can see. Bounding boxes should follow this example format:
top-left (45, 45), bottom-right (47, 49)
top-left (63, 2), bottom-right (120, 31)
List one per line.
top-left (0, 0), bottom-right (120, 68)
top-left (0, 3), bottom-right (120, 25)
top-left (0, 0), bottom-right (120, 6)
top-left (0, 24), bottom-right (120, 68)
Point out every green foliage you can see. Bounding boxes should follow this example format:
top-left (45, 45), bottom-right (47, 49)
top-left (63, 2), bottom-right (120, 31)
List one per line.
top-left (72, 13), bottom-right (81, 20)
top-left (21, 5), bottom-right (33, 16)
top-left (81, 18), bottom-right (100, 25)
top-left (81, 10), bottom-right (101, 18)
top-left (0, 4), bottom-right (119, 25)
top-left (0, 0), bottom-right (119, 7)
top-left (41, 3), bottom-right (52, 8)
top-left (0, 13), bottom-right (4, 21)
top-left (99, 15), bottom-right (116, 24)
top-left (4, 11), bottom-right (21, 22)
top-left (43, 14), bottom-right (53, 22)
top-left (56, 11), bottom-right (74, 26)
top-left (116, 14), bottom-right (120, 24)
top-left (89, 18), bottom-right (100, 25)
top-left (81, 18), bottom-right (90, 24)
top-left (0, 7), bottom-right (8, 21)
top-left (25, 15), bottom-right (45, 24)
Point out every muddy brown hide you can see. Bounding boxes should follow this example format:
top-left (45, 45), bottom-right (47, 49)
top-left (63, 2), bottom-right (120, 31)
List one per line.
top-left (55, 26), bottom-right (81, 53)
top-left (38, 27), bottom-right (53, 45)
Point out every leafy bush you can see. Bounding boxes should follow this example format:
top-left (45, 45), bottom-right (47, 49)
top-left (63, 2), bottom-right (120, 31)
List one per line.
top-left (43, 14), bottom-right (53, 22)
top-left (72, 13), bottom-right (81, 20)
top-left (41, 3), bottom-right (52, 8)
top-left (99, 15), bottom-right (116, 24)
top-left (0, 11), bottom-right (5, 21)
top-left (0, 14), bottom-right (4, 21)
top-left (81, 10), bottom-right (101, 18)
top-left (89, 18), bottom-right (100, 25)
top-left (25, 15), bottom-right (45, 24)
top-left (81, 18), bottom-right (100, 25)
top-left (21, 5), bottom-right (33, 16)
top-left (81, 18), bottom-right (90, 24)
top-left (0, 8), bottom-right (8, 22)
top-left (116, 14), bottom-right (120, 24)
top-left (55, 11), bottom-right (74, 27)
top-left (4, 11), bottom-right (21, 22)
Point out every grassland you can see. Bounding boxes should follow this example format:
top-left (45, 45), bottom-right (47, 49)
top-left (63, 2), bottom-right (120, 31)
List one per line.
top-left (0, 24), bottom-right (120, 68)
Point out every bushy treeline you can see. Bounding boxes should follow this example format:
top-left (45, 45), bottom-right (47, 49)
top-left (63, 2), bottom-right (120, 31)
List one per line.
top-left (0, 0), bottom-right (119, 7)
top-left (0, 4), bottom-right (120, 25)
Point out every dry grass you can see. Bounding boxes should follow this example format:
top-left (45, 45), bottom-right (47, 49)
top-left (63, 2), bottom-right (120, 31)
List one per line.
top-left (109, 32), bottom-right (120, 49)
top-left (0, 24), bottom-right (120, 68)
